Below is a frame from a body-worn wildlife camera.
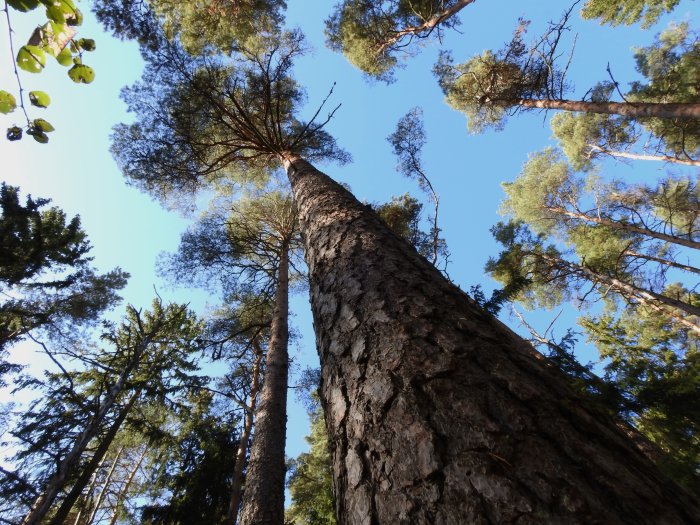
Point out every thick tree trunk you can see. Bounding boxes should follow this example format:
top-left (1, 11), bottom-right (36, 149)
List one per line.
top-left (47, 392), bottom-right (139, 525)
top-left (377, 0), bottom-right (477, 54)
top-left (282, 154), bottom-right (700, 524)
top-left (587, 144), bottom-right (700, 167)
top-left (225, 342), bottom-right (263, 525)
top-left (238, 246), bottom-right (289, 525)
top-left (515, 98), bottom-right (700, 119)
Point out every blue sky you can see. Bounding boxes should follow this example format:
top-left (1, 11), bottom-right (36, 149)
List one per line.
top-left (1, 0), bottom-right (698, 498)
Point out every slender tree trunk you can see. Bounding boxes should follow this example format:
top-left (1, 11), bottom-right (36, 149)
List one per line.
top-left (47, 392), bottom-right (139, 525)
top-left (21, 369), bottom-right (141, 525)
top-left (548, 205), bottom-right (700, 250)
top-left (514, 98), bottom-right (700, 119)
top-left (70, 449), bottom-right (109, 525)
top-left (106, 446), bottom-right (146, 525)
top-left (238, 245), bottom-right (290, 525)
top-left (588, 144), bottom-right (700, 167)
top-left (225, 342), bottom-right (263, 525)
top-left (624, 250), bottom-right (700, 276)
top-left (281, 154), bottom-right (700, 524)
top-left (377, 0), bottom-right (477, 54)
top-left (545, 255), bottom-right (700, 334)
top-left (85, 446), bottom-right (124, 525)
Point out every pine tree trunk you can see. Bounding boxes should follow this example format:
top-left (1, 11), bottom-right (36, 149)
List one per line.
top-left (516, 98), bottom-right (700, 119)
top-left (587, 144), bottom-right (700, 167)
top-left (377, 0), bottom-right (477, 54)
top-left (106, 446), bottom-right (146, 525)
top-left (225, 342), bottom-right (263, 525)
top-left (548, 205), bottom-right (700, 251)
top-left (624, 250), bottom-right (700, 276)
top-left (85, 446), bottom-right (124, 525)
top-left (238, 246), bottom-right (289, 525)
top-left (47, 392), bottom-right (139, 525)
top-left (282, 154), bottom-right (700, 524)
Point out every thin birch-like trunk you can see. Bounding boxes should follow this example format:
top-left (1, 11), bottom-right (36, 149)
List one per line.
top-left (587, 144), bottom-right (700, 167)
top-left (106, 446), bottom-right (146, 525)
top-left (85, 446), bottom-right (125, 525)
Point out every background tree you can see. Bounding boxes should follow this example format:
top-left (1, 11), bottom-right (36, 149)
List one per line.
top-left (161, 187), bottom-right (304, 525)
top-left (581, 302), bottom-right (700, 493)
top-left (0, 183), bottom-right (127, 384)
top-left (434, 11), bottom-right (700, 134)
top-left (325, 0), bottom-right (476, 82)
top-left (580, 0), bottom-right (682, 28)
top-left (387, 107), bottom-right (448, 269)
top-left (286, 398), bottom-right (336, 525)
top-left (139, 390), bottom-right (241, 525)
top-left (5, 299), bottom-right (205, 525)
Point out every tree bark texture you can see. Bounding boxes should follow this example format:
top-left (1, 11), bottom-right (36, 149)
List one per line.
top-left (238, 247), bottom-right (290, 525)
top-left (516, 99), bottom-right (700, 119)
top-left (283, 155), bottom-right (700, 524)
top-left (225, 343), bottom-right (263, 525)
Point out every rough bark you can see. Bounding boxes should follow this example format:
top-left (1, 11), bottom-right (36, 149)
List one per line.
top-left (282, 154), bottom-right (700, 524)
top-left (238, 247), bottom-right (289, 525)
top-left (225, 342), bottom-right (263, 525)
top-left (47, 392), bottom-right (139, 525)
top-left (514, 98), bottom-right (700, 119)
top-left (587, 145), bottom-right (700, 167)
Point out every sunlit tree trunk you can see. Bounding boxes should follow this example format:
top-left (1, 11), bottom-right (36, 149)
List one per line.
top-left (514, 98), bottom-right (700, 119)
top-left (106, 446), bottom-right (147, 525)
top-left (546, 205), bottom-right (700, 251)
top-left (225, 341), bottom-right (263, 525)
top-left (85, 446), bottom-right (124, 525)
top-left (587, 144), bottom-right (700, 167)
top-left (238, 245), bottom-right (289, 525)
top-left (282, 154), bottom-right (700, 524)
top-left (377, 0), bottom-right (477, 54)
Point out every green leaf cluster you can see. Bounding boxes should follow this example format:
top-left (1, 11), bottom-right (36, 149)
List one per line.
top-left (580, 0), bottom-right (681, 28)
top-left (0, 184), bottom-right (128, 354)
top-left (581, 293), bottom-right (700, 493)
top-left (287, 403), bottom-right (336, 525)
top-left (325, 0), bottom-right (465, 82)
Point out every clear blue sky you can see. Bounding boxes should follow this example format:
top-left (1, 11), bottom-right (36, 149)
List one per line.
top-left (1, 0), bottom-right (697, 494)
